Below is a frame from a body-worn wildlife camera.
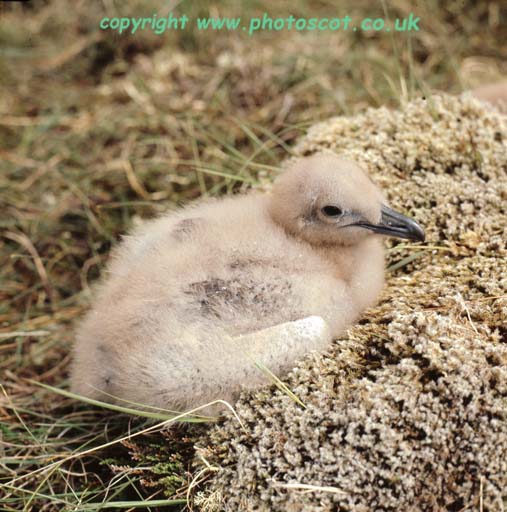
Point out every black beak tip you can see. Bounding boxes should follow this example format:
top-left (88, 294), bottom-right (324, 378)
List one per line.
top-left (379, 205), bottom-right (426, 243)
top-left (357, 205), bottom-right (426, 243)
top-left (414, 226), bottom-right (426, 243)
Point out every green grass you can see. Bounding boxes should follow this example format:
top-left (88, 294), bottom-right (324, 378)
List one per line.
top-left (1, 0), bottom-right (506, 510)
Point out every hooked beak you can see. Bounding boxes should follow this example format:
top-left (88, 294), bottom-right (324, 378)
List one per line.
top-left (354, 205), bottom-right (425, 242)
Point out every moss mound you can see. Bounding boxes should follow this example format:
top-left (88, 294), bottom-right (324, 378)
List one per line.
top-left (197, 94), bottom-right (507, 511)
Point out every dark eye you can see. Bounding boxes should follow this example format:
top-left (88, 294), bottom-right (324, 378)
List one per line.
top-left (321, 205), bottom-right (343, 217)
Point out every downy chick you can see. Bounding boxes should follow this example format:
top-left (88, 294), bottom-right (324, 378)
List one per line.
top-left (71, 153), bottom-right (424, 412)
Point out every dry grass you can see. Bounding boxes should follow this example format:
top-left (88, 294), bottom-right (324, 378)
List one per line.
top-left (1, 0), bottom-right (506, 510)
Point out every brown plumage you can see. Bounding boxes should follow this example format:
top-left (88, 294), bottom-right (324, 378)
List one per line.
top-left (71, 153), bottom-right (424, 412)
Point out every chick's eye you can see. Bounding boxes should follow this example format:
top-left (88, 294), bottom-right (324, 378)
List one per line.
top-left (321, 205), bottom-right (343, 217)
